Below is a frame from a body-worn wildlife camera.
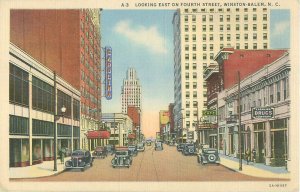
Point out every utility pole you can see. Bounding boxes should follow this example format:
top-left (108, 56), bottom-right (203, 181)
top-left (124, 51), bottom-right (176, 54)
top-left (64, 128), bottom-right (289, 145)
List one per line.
top-left (238, 71), bottom-right (242, 171)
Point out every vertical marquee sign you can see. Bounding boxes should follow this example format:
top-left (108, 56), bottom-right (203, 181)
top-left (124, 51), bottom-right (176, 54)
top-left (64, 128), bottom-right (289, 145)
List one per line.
top-left (105, 46), bottom-right (112, 100)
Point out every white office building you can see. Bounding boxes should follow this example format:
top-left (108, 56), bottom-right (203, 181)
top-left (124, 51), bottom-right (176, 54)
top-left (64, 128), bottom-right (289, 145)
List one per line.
top-left (172, 7), bottom-right (270, 142)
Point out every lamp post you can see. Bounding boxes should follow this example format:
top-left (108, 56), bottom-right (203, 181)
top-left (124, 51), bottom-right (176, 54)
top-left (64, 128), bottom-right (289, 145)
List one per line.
top-left (53, 71), bottom-right (67, 171)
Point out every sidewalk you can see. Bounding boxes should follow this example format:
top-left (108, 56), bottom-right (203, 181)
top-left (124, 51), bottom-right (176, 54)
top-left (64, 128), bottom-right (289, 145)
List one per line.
top-left (219, 154), bottom-right (290, 179)
top-left (10, 157), bottom-right (70, 179)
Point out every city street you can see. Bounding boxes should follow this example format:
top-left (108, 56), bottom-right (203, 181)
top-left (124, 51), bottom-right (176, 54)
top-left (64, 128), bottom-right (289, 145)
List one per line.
top-left (12, 145), bottom-right (285, 182)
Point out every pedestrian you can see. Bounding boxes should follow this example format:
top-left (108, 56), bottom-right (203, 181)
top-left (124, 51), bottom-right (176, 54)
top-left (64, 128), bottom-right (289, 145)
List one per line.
top-left (59, 148), bottom-right (65, 164)
top-left (245, 148), bottom-right (251, 165)
top-left (252, 148), bottom-right (257, 163)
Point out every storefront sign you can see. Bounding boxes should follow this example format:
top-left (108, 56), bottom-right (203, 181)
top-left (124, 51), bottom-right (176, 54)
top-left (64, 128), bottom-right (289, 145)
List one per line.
top-left (251, 107), bottom-right (274, 119)
top-left (105, 46), bottom-right (112, 100)
top-left (202, 110), bottom-right (217, 116)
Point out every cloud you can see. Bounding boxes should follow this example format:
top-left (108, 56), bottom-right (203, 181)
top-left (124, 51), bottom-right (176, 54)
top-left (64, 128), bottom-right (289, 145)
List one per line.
top-left (273, 20), bottom-right (290, 36)
top-left (114, 20), bottom-right (167, 54)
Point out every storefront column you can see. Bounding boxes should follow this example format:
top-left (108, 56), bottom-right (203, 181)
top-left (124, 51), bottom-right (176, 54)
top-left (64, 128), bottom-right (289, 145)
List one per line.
top-left (265, 121), bottom-right (271, 165)
top-left (29, 75), bottom-right (33, 166)
top-left (287, 118), bottom-right (291, 171)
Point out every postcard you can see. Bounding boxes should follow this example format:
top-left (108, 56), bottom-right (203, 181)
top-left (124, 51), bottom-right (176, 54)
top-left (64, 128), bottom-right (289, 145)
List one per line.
top-left (0, 0), bottom-right (299, 191)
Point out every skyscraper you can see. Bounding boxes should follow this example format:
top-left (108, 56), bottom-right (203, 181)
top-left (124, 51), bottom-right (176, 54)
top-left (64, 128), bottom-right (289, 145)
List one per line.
top-left (121, 68), bottom-right (142, 113)
top-left (172, 8), bottom-right (270, 142)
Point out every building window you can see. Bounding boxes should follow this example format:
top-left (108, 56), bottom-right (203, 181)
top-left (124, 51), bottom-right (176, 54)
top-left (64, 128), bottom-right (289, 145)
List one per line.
top-left (253, 33), bottom-right (257, 40)
top-left (9, 64), bottom-right (29, 106)
top-left (73, 99), bottom-right (80, 120)
top-left (192, 63), bottom-right (197, 70)
top-left (203, 34), bottom-right (206, 41)
top-left (253, 43), bottom-right (257, 49)
top-left (263, 43), bottom-right (268, 49)
top-left (220, 25), bottom-right (223, 31)
top-left (226, 15), bottom-right (230, 22)
top-left (185, 25), bottom-right (189, 32)
top-left (57, 90), bottom-right (72, 118)
top-left (32, 119), bottom-right (54, 136)
top-left (210, 53), bottom-right (214, 59)
top-left (236, 34), bottom-right (240, 41)
top-left (244, 34), bottom-right (248, 40)
top-left (202, 25), bottom-right (206, 32)
top-left (220, 34), bottom-right (224, 41)
top-left (253, 14), bottom-right (257, 21)
top-left (203, 53), bottom-right (207, 60)
top-left (193, 91), bottom-right (197, 98)
top-left (185, 45), bottom-right (189, 51)
top-left (32, 76), bottom-right (54, 113)
top-left (236, 24), bottom-right (240, 31)
top-left (253, 24), bottom-right (257, 31)
top-left (192, 34), bottom-right (196, 41)
top-left (203, 44), bottom-right (207, 51)
top-left (236, 15), bottom-right (240, 22)
top-left (220, 44), bottom-right (224, 49)
top-left (185, 82), bottom-right (190, 89)
top-left (209, 25), bottom-right (213, 31)
top-left (186, 101), bottom-right (190, 108)
top-left (245, 43), bottom-right (248, 49)
top-left (193, 54), bottom-right (197, 60)
top-left (193, 44), bottom-right (197, 51)
top-left (270, 84), bottom-right (274, 104)
top-left (186, 91), bottom-right (190, 99)
top-left (9, 115), bottom-right (29, 135)
top-left (184, 15), bottom-right (188, 22)
top-left (220, 15), bottom-right (223, 22)
top-left (236, 43), bottom-right (240, 49)
top-left (186, 121), bottom-right (190, 128)
top-left (185, 63), bottom-right (189, 70)
top-left (192, 15), bottom-right (196, 22)
top-left (276, 81), bottom-right (281, 102)
top-left (209, 15), bottom-right (213, 22)
top-left (283, 78), bottom-right (288, 100)
top-left (244, 24), bottom-right (248, 31)
top-left (192, 72), bottom-right (197, 79)
top-left (185, 35), bottom-right (189, 42)
top-left (263, 24), bottom-right (267, 30)
top-left (192, 25), bottom-right (196, 32)
top-left (263, 14), bottom-right (267, 21)
top-left (244, 14), bottom-right (248, 21)
top-left (263, 33), bottom-right (268, 40)
top-left (185, 54), bottom-right (189, 60)
top-left (227, 24), bottom-right (231, 31)
top-left (210, 44), bottom-right (213, 51)
top-left (185, 73), bottom-right (189, 80)
top-left (227, 34), bottom-right (231, 41)
top-left (193, 82), bottom-right (197, 89)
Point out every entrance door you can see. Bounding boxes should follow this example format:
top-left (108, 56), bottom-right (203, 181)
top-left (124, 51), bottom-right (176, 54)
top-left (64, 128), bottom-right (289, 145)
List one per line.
top-left (255, 131), bottom-right (265, 163)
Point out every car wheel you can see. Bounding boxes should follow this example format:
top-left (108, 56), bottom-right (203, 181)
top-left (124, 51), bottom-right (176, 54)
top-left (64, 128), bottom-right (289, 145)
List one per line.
top-left (112, 165), bottom-right (115, 168)
top-left (81, 168), bottom-right (84, 172)
top-left (90, 162), bottom-right (93, 167)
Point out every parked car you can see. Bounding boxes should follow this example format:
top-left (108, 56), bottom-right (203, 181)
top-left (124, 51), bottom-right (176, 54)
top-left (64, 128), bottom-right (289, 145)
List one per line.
top-left (197, 148), bottom-right (220, 165)
top-left (111, 147), bottom-right (132, 168)
top-left (128, 145), bottom-right (138, 156)
top-left (155, 141), bottom-right (163, 151)
top-left (105, 144), bottom-right (115, 155)
top-left (137, 143), bottom-right (145, 152)
top-left (182, 143), bottom-right (196, 156)
top-left (169, 140), bottom-right (175, 146)
top-left (65, 149), bottom-right (93, 171)
top-left (93, 146), bottom-right (108, 159)
top-left (177, 143), bottom-right (185, 151)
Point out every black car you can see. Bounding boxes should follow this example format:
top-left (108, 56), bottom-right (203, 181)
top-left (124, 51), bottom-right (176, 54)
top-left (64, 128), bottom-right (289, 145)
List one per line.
top-left (128, 145), bottom-right (138, 156)
top-left (65, 150), bottom-right (93, 171)
top-left (182, 143), bottom-right (196, 156)
top-left (111, 148), bottom-right (132, 168)
top-left (197, 148), bottom-right (220, 165)
top-left (105, 144), bottom-right (115, 155)
top-left (154, 141), bottom-right (163, 151)
top-left (176, 143), bottom-right (185, 151)
top-left (93, 146), bottom-right (108, 159)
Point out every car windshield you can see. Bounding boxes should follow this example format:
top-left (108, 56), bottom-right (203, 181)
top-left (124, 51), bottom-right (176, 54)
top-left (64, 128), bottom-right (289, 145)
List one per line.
top-left (203, 149), bottom-right (217, 153)
top-left (137, 144), bottom-right (143, 147)
top-left (72, 151), bottom-right (84, 156)
top-left (115, 151), bottom-right (128, 155)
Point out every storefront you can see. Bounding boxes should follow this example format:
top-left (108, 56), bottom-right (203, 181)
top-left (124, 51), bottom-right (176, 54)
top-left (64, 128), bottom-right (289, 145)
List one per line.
top-left (86, 130), bottom-right (110, 150)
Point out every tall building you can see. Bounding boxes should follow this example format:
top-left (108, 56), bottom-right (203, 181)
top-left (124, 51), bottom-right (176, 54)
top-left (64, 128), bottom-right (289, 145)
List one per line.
top-left (172, 8), bottom-right (270, 142)
top-left (121, 68), bottom-right (142, 113)
top-left (10, 9), bottom-right (102, 151)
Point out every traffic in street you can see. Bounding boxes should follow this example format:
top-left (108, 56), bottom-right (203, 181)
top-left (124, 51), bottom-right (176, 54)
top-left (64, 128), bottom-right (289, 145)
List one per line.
top-left (13, 142), bottom-right (285, 182)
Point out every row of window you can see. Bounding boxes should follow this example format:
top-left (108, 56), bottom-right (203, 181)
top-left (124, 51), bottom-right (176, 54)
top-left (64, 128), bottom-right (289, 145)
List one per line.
top-left (200, 14), bottom-right (267, 22)
top-left (9, 64), bottom-right (80, 120)
top-left (184, 8), bottom-right (267, 14)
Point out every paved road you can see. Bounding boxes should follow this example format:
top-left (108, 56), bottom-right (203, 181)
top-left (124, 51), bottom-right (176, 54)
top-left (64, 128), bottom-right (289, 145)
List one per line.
top-left (13, 145), bottom-right (285, 181)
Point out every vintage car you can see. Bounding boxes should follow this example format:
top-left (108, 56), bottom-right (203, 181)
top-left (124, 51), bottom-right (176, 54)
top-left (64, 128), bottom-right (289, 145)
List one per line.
top-left (92, 146), bottom-right (108, 159)
top-left (176, 143), bottom-right (185, 151)
top-left (146, 140), bottom-right (152, 146)
top-left (105, 144), bottom-right (115, 155)
top-left (137, 143), bottom-right (145, 152)
top-left (111, 147), bottom-right (132, 168)
top-left (154, 141), bottom-right (163, 151)
top-left (197, 148), bottom-right (220, 165)
top-left (168, 140), bottom-right (175, 146)
top-left (128, 145), bottom-right (138, 156)
top-left (65, 150), bottom-right (93, 171)
top-left (182, 143), bottom-right (196, 156)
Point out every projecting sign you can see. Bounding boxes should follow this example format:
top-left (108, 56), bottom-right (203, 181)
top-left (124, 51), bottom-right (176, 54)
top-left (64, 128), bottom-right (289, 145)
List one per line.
top-left (105, 46), bottom-right (112, 100)
top-left (202, 110), bottom-right (217, 116)
top-left (251, 107), bottom-right (274, 119)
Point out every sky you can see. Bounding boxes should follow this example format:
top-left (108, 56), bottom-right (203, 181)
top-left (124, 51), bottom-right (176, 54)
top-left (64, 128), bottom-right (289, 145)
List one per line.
top-left (101, 9), bottom-right (290, 138)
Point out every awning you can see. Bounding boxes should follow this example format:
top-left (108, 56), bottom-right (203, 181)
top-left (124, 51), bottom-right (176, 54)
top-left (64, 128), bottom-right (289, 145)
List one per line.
top-left (128, 133), bottom-right (136, 139)
top-left (87, 130), bottom-right (110, 139)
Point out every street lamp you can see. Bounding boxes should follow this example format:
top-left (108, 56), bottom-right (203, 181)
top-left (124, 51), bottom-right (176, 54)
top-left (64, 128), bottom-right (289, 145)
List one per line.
top-left (53, 70), bottom-right (67, 171)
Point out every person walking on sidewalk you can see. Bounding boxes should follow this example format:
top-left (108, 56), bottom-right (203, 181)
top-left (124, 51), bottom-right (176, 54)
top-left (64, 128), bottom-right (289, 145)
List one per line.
top-left (252, 148), bottom-right (257, 163)
top-left (245, 148), bottom-right (251, 165)
top-left (59, 148), bottom-right (66, 164)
